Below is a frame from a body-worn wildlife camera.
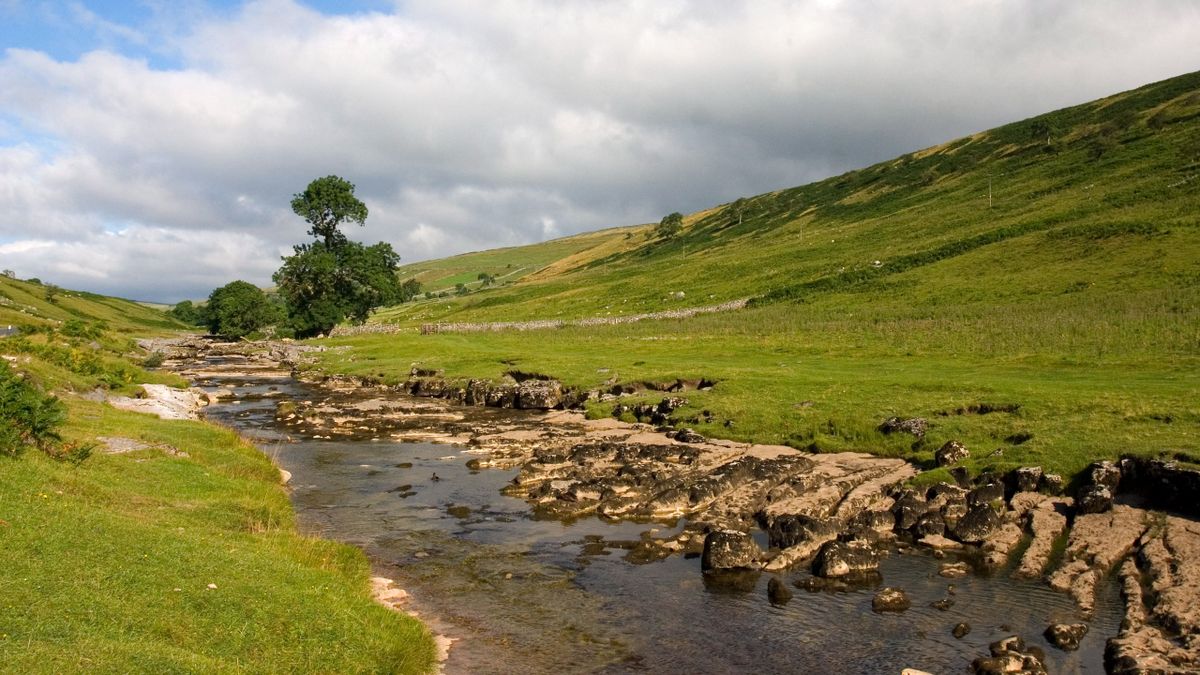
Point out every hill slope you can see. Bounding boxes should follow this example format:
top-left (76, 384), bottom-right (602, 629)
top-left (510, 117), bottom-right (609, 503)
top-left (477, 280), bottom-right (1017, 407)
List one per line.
top-left (323, 71), bottom-right (1200, 481)
top-left (0, 278), bottom-right (436, 671)
top-left (377, 70), bottom-right (1199, 328)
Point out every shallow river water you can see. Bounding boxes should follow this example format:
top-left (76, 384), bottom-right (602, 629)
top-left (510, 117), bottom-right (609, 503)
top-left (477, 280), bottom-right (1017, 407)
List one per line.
top-left (198, 365), bottom-right (1121, 674)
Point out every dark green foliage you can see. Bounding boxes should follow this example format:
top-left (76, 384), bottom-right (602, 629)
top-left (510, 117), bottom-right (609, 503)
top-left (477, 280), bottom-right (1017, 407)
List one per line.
top-left (62, 319), bottom-right (104, 339)
top-left (0, 360), bottom-right (66, 458)
top-left (205, 281), bottom-right (278, 339)
top-left (168, 300), bottom-right (204, 325)
top-left (276, 175), bottom-right (402, 337)
top-left (290, 175), bottom-right (369, 248)
top-left (399, 278), bottom-right (422, 301)
top-left (274, 241), bottom-right (401, 338)
top-left (455, 282), bottom-right (469, 296)
top-left (656, 212), bottom-right (683, 239)
top-left (44, 284), bottom-right (60, 303)
top-left (477, 272), bottom-right (496, 287)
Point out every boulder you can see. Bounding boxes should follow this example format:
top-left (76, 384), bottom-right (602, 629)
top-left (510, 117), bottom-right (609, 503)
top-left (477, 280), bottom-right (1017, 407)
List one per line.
top-left (1044, 623), bottom-right (1088, 651)
top-left (968, 481), bottom-right (1005, 508)
top-left (484, 384), bottom-right (517, 408)
top-left (516, 379), bottom-right (563, 410)
top-left (891, 490), bottom-right (928, 531)
top-left (813, 540), bottom-right (879, 578)
top-left (701, 530), bottom-right (763, 571)
top-left (879, 416), bottom-right (928, 438)
top-left (767, 514), bottom-right (838, 549)
top-left (672, 428), bottom-right (706, 444)
top-left (953, 622), bottom-right (972, 639)
top-left (936, 440), bottom-right (970, 466)
top-left (872, 587), bottom-right (911, 613)
top-left (1040, 473), bottom-right (1065, 495)
top-left (1076, 484), bottom-right (1113, 514)
top-left (464, 379), bottom-right (489, 406)
top-left (767, 577), bottom-right (793, 606)
top-left (1012, 466), bottom-right (1043, 493)
top-left (913, 511), bottom-right (947, 537)
top-left (952, 503), bottom-right (1001, 544)
top-left (1090, 460), bottom-right (1122, 490)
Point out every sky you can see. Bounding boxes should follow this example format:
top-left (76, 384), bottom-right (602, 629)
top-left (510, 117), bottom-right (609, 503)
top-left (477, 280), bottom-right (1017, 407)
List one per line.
top-left (0, 1), bottom-right (1197, 302)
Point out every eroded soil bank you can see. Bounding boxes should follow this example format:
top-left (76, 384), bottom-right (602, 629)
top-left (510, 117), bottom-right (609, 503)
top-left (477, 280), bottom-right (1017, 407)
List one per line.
top-left (153, 337), bottom-right (1200, 674)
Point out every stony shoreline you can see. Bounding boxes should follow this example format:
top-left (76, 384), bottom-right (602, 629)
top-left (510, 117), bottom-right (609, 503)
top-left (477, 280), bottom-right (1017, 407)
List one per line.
top-left (151, 336), bottom-right (1200, 674)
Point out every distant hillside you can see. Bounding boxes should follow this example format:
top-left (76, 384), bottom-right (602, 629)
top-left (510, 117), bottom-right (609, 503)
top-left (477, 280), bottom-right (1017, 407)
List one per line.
top-left (1, 275), bottom-right (184, 335)
top-left (374, 70), bottom-right (1199, 328)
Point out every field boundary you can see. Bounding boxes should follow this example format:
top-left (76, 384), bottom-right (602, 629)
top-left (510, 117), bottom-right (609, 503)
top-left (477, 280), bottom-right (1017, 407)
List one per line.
top-left (329, 298), bottom-right (750, 336)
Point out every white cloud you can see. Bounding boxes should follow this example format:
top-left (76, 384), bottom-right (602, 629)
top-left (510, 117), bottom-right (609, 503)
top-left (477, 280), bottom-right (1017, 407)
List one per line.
top-left (0, 0), bottom-right (1198, 301)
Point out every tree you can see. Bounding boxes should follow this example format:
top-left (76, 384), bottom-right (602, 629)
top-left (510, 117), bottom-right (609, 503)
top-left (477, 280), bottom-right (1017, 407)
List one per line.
top-left (656, 212), bottom-right (683, 239)
top-left (399, 278), bottom-right (422, 301)
top-left (276, 175), bottom-right (402, 338)
top-left (205, 280), bottom-right (277, 338)
top-left (290, 175), bottom-right (369, 248)
top-left (274, 241), bottom-right (402, 337)
top-left (726, 198), bottom-right (748, 227)
top-left (477, 272), bottom-right (496, 287)
top-left (168, 300), bottom-right (203, 325)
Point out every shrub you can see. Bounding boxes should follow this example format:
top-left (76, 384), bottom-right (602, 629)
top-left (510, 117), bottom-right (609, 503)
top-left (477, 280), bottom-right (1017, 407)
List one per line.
top-left (0, 360), bottom-right (67, 458)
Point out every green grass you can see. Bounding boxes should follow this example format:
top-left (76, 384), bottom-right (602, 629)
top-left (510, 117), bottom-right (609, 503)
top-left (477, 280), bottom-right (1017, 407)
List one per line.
top-left (316, 70), bottom-right (1200, 482)
top-left (0, 399), bottom-right (435, 673)
top-left (1, 274), bottom-right (437, 673)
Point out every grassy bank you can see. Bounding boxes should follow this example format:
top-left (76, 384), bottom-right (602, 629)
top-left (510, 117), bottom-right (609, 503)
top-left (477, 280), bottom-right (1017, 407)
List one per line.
top-left (1, 277), bottom-right (436, 673)
top-left (314, 70), bottom-right (1200, 483)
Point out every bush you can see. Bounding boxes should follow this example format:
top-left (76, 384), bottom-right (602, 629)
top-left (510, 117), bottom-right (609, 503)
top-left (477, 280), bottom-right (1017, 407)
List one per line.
top-left (206, 281), bottom-right (278, 339)
top-left (0, 361), bottom-right (66, 458)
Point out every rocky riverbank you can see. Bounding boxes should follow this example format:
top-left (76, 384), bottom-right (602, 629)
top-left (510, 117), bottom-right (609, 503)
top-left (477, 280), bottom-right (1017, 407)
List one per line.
top-left (153, 336), bottom-right (1200, 673)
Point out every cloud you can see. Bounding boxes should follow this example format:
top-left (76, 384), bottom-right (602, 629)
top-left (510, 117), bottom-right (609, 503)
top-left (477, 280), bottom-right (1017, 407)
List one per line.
top-left (0, 0), bottom-right (1198, 301)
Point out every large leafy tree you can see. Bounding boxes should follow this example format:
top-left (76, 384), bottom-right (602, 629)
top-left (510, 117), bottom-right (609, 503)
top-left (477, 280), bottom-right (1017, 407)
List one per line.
top-left (275, 175), bottom-right (402, 338)
top-left (290, 175), bottom-right (369, 248)
top-left (205, 280), bottom-right (277, 338)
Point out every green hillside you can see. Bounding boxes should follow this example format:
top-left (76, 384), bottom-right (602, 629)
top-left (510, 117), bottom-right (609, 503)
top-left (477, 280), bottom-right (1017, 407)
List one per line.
top-left (391, 225), bottom-right (645, 296)
top-left (0, 278), bottom-right (436, 670)
top-left (320, 70), bottom-right (1200, 481)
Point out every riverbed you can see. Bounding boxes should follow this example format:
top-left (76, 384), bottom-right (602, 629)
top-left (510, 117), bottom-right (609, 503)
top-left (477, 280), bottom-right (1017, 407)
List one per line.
top-left (194, 359), bottom-right (1120, 674)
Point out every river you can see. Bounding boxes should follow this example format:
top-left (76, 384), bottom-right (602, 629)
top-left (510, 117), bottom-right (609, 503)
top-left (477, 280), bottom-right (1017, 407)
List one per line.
top-left (194, 357), bottom-right (1121, 674)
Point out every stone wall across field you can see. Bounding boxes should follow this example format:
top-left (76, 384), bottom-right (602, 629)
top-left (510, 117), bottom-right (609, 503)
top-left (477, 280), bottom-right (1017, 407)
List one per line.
top-left (329, 298), bottom-right (750, 337)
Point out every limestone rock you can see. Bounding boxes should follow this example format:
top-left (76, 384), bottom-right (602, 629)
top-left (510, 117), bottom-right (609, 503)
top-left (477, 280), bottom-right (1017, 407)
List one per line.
top-left (1077, 484), bottom-right (1113, 514)
top-left (953, 503), bottom-right (1001, 544)
top-left (701, 530), bottom-right (763, 571)
top-left (813, 540), bottom-right (879, 578)
top-left (879, 416), bottom-right (928, 438)
top-left (936, 440), bottom-right (970, 466)
top-left (871, 587), bottom-right (911, 613)
top-left (1044, 623), bottom-right (1088, 651)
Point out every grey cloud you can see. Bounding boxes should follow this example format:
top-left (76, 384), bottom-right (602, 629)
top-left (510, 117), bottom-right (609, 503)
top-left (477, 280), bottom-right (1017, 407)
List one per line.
top-left (1, 0), bottom-right (1198, 301)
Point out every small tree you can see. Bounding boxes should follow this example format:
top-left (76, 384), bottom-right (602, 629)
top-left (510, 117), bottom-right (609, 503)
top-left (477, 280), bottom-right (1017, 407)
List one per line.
top-left (399, 278), bottom-right (422, 302)
top-left (1, 269), bottom-right (14, 279)
top-left (656, 212), bottom-right (683, 239)
top-left (44, 284), bottom-right (61, 304)
top-left (290, 175), bottom-right (369, 249)
top-left (205, 280), bottom-right (277, 338)
top-left (477, 272), bottom-right (496, 287)
top-left (726, 198), bottom-right (748, 227)
top-left (454, 282), bottom-right (470, 296)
